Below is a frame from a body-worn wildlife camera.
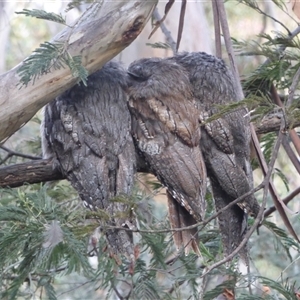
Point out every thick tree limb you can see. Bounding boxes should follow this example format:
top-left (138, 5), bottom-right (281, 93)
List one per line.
top-left (0, 159), bottom-right (63, 188)
top-left (255, 110), bottom-right (300, 134)
top-left (0, 156), bottom-right (150, 188)
top-left (0, 114), bottom-right (298, 189)
top-left (0, 0), bottom-right (158, 143)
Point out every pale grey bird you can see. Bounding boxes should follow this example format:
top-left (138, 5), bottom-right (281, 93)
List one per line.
top-left (126, 57), bottom-right (207, 255)
top-left (41, 61), bottom-right (136, 260)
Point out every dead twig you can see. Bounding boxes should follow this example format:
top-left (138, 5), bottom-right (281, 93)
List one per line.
top-left (152, 8), bottom-right (176, 54)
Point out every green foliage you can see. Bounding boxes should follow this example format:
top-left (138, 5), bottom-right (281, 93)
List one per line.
top-left (146, 42), bottom-right (172, 50)
top-left (258, 277), bottom-right (299, 300)
top-left (38, 277), bottom-right (57, 300)
top-left (65, 0), bottom-right (95, 12)
top-left (274, 168), bottom-right (290, 193)
top-left (263, 220), bottom-right (300, 260)
top-left (0, 185), bottom-right (94, 299)
top-left (238, 0), bottom-right (290, 33)
top-left (17, 41), bottom-right (88, 87)
top-left (3, 0), bottom-right (300, 298)
top-left (0, 180), bottom-right (223, 299)
top-left (15, 7), bottom-right (88, 87)
top-left (260, 132), bottom-right (277, 163)
top-left (204, 278), bottom-right (237, 300)
top-left (15, 9), bottom-right (66, 25)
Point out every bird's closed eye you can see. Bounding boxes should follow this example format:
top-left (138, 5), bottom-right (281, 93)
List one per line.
top-left (127, 71), bottom-right (148, 82)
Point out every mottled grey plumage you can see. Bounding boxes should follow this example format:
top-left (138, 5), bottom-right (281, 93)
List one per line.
top-left (41, 62), bottom-right (136, 259)
top-left (170, 52), bottom-right (260, 259)
top-left (127, 58), bottom-right (207, 255)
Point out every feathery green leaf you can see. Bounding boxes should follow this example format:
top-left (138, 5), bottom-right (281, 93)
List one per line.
top-left (15, 9), bottom-right (66, 25)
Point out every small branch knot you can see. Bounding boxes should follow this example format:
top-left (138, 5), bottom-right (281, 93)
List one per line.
top-left (122, 16), bottom-right (145, 42)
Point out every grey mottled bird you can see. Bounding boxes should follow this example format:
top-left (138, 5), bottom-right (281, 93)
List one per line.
top-left (126, 57), bottom-right (207, 255)
top-left (169, 52), bottom-right (260, 260)
top-left (41, 61), bottom-right (136, 260)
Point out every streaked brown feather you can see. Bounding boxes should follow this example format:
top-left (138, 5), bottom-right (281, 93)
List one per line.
top-left (170, 52), bottom-right (260, 261)
top-left (127, 58), bottom-right (207, 255)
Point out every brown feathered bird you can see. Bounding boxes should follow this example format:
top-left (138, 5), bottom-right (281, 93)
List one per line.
top-left (41, 61), bottom-right (136, 260)
top-left (126, 57), bottom-right (207, 255)
top-left (169, 52), bottom-right (260, 260)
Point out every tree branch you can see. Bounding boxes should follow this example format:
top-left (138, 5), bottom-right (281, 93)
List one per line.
top-left (152, 8), bottom-right (177, 54)
top-left (0, 145), bottom-right (41, 161)
top-left (0, 156), bottom-right (151, 188)
top-left (263, 186), bottom-right (300, 218)
top-left (254, 108), bottom-right (300, 134)
top-left (211, 0), bottom-right (222, 58)
top-left (0, 159), bottom-right (63, 188)
top-left (0, 111), bottom-right (290, 189)
top-left (0, 0), bottom-right (158, 143)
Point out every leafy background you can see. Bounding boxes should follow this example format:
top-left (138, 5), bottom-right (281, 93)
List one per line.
top-left (0, 0), bottom-right (300, 299)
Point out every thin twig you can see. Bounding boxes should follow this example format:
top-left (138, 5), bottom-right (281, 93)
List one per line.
top-left (216, 0), bottom-right (243, 99)
top-left (264, 186), bottom-right (300, 218)
top-left (168, 280), bottom-right (185, 295)
top-left (286, 65), bottom-right (300, 108)
top-left (0, 145), bottom-right (41, 161)
top-left (281, 136), bottom-right (300, 175)
top-left (149, 0), bottom-right (175, 39)
top-left (270, 84), bottom-right (300, 174)
top-left (152, 8), bottom-right (177, 54)
top-left (56, 279), bottom-right (96, 297)
top-left (246, 262), bottom-right (253, 296)
top-left (263, 24), bottom-right (300, 67)
top-left (288, 130), bottom-right (300, 157)
top-left (92, 184), bottom-right (263, 234)
top-left (176, 0), bottom-right (186, 52)
top-left (241, 0), bottom-right (291, 35)
top-left (277, 254), bottom-right (300, 281)
top-left (0, 154), bottom-right (10, 165)
top-left (113, 284), bottom-right (126, 300)
top-left (212, 0), bottom-right (222, 58)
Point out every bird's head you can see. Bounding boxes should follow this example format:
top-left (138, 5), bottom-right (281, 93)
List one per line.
top-left (127, 57), bottom-right (162, 82)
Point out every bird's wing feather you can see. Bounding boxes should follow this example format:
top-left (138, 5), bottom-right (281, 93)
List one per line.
top-left (130, 96), bottom-right (206, 222)
top-left (43, 63), bottom-right (136, 258)
top-left (167, 191), bottom-right (200, 255)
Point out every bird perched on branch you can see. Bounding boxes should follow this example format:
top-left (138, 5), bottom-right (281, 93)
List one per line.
top-left (169, 52), bottom-right (260, 260)
top-left (126, 57), bottom-right (207, 255)
top-left (41, 61), bottom-right (136, 260)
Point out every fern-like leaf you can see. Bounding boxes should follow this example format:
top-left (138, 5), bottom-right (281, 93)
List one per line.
top-left (15, 9), bottom-right (66, 25)
top-left (17, 42), bottom-right (88, 87)
top-left (146, 42), bottom-right (171, 50)
top-left (17, 42), bottom-right (65, 86)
